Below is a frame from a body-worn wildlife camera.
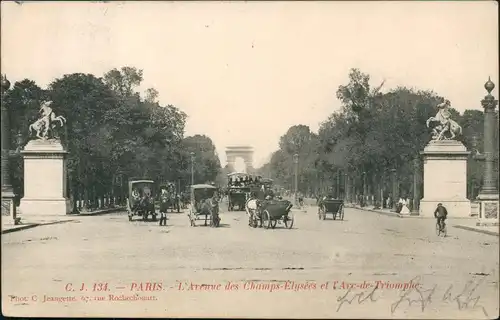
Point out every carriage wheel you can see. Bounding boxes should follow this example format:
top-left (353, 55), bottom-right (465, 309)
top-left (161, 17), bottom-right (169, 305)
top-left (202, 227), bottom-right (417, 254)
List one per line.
top-left (262, 210), bottom-right (271, 229)
top-left (270, 220), bottom-right (277, 229)
top-left (284, 214), bottom-right (294, 229)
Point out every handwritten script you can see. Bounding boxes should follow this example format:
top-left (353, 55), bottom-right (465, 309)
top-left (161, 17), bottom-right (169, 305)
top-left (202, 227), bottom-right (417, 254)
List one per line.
top-left (390, 275), bottom-right (490, 317)
top-left (336, 284), bottom-right (380, 312)
top-left (390, 276), bottom-right (436, 314)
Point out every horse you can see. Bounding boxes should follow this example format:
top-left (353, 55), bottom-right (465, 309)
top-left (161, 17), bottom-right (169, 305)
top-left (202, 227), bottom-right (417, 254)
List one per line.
top-left (426, 117), bottom-right (462, 140)
top-left (200, 197), bottom-right (220, 227)
top-left (29, 115), bottom-right (67, 139)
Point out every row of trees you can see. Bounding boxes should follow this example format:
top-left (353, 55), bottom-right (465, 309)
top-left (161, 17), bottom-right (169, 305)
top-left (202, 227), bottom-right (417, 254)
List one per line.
top-left (259, 68), bottom-right (498, 202)
top-left (3, 67), bottom-right (221, 211)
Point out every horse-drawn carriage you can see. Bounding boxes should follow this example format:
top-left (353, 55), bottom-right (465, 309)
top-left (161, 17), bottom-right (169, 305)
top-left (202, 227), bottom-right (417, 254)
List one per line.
top-left (228, 187), bottom-right (250, 211)
top-left (247, 198), bottom-right (294, 229)
top-left (127, 179), bottom-right (157, 221)
top-left (317, 198), bottom-right (344, 220)
top-left (158, 182), bottom-right (180, 213)
top-left (188, 184), bottom-right (220, 227)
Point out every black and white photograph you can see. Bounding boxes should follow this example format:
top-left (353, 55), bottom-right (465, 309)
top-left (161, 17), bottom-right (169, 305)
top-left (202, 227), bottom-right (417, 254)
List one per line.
top-left (1, 1), bottom-right (499, 318)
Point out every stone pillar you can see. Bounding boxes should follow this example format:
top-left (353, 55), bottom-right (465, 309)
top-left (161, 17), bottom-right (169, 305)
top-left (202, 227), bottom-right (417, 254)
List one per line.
top-left (19, 140), bottom-right (71, 216)
top-left (419, 140), bottom-right (470, 217)
top-left (391, 169), bottom-right (398, 211)
top-left (477, 78), bottom-right (499, 226)
top-left (411, 158), bottom-right (420, 215)
top-left (226, 154), bottom-right (235, 172)
top-left (1, 75), bottom-right (19, 226)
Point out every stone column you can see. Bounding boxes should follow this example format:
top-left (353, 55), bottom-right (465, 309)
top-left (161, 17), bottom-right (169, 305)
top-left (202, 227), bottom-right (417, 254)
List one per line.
top-left (391, 169), bottom-right (398, 211)
top-left (477, 78), bottom-right (499, 226)
top-left (1, 75), bottom-right (19, 226)
top-left (411, 158), bottom-right (420, 215)
top-left (226, 154), bottom-right (235, 172)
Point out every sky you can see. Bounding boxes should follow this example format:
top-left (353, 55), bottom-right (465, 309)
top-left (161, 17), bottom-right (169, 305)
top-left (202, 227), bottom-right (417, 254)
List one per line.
top-left (1, 1), bottom-right (498, 167)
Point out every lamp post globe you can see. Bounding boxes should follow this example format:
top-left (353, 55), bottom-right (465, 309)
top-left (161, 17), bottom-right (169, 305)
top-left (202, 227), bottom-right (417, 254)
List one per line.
top-left (1, 75), bottom-right (11, 92)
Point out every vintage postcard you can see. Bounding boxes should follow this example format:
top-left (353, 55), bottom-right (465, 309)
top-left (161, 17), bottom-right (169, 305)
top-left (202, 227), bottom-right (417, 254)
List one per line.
top-left (1, 1), bottom-right (499, 318)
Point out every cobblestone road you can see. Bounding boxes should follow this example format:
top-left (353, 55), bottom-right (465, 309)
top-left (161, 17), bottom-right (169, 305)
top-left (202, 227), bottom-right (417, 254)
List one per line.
top-left (2, 203), bottom-right (498, 318)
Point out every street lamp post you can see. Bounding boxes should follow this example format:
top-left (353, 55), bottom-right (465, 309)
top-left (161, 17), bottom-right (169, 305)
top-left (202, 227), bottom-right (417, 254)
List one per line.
top-left (475, 77), bottom-right (499, 226)
top-left (293, 154), bottom-right (299, 205)
top-left (344, 173), bottom-right (348, 202)
top-left (362, 171), bottom-right (367, 207)
top-left (1, 75), bottom-right (20, 225)
top-left (190, 152), bottom-right (195, 186)
top-left (391, 168), bottom-right (398, 212)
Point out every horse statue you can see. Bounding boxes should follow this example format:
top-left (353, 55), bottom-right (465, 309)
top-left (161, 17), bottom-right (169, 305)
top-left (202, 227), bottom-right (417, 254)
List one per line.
top-left (29, 101), bottom-right (67, 140)
top-left (426, 100), bottom-right (462, 140)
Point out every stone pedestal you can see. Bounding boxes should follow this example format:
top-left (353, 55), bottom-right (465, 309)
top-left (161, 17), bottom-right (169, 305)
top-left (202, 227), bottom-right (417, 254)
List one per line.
top-left (476, 195), bottom-right (499, 227)
top-left (2, 190), bottom-right (19, 229)
top-left (19, 140), bottom-right (70, 216)
top-left (419, 140), bottom-right (471, 217)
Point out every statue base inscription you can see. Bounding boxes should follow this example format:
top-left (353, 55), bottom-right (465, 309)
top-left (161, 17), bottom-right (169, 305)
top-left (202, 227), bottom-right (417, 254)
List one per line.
top-left (419, 140), bottom-right (471, 218)
top-left (19, 139), bottom-right (70, 216)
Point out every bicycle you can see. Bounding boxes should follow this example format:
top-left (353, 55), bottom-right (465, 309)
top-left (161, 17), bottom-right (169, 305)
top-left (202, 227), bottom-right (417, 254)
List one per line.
top-left (435, 219), bottom-right (447, 237)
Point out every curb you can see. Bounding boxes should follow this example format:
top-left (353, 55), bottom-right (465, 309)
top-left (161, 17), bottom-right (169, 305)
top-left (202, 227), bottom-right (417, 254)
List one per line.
top-left (347, 206), bottom-right (400, 218)
top-left (453, 225), bottom-right (499, 237)
top-left (1, 219), bottom-right (76, 234)
top-left (73, 207), bottom-right (125, 216)
top-left (1, 223), bottom-right (40, 234)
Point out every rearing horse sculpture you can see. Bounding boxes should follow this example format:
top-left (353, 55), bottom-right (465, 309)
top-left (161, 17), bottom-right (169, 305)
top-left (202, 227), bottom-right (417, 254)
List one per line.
top-left (29, 101), bottom-right (67, 140)
top-left (426, 100), bottom-right (462, 140)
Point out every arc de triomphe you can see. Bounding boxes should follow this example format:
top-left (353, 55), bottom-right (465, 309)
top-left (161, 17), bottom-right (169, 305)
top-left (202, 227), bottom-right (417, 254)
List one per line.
top-left (225, 146), bottom-right (254, 173)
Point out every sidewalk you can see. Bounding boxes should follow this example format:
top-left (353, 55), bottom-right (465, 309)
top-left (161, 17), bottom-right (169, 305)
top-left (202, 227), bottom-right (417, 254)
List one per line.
top-left (350, 204), bottom-right (499, 236)
top-left (1, 206), bottom-right (125, 234)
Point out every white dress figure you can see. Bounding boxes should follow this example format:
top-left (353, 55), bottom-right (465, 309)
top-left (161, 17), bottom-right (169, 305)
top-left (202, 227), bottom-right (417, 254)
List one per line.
top-left (400, 198), bottom-right (410, 214)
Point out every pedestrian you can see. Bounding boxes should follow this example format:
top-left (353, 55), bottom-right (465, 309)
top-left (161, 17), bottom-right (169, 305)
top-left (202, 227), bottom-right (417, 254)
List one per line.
top-left (159, 189), bottom-right (169, 226)
top-left (400, 196), bottom-right (410, 214)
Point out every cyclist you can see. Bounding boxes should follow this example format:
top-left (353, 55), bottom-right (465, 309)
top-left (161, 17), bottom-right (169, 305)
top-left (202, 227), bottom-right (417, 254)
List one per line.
top-left (434, 203), bottom-right (448, 231)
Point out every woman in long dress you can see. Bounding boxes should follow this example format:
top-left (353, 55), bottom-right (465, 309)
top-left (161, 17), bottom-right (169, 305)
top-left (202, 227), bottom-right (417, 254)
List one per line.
top-left (399, 197), bottom-right (410, 214)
